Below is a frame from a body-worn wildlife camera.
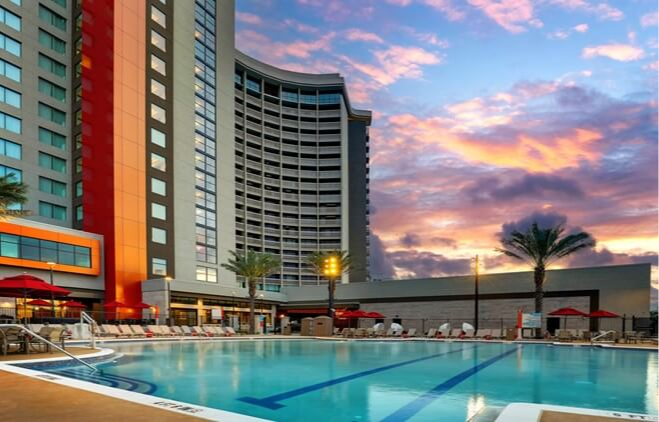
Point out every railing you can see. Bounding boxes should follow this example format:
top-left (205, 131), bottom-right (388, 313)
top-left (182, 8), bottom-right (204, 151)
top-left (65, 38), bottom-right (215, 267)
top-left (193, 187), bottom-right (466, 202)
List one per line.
top-left (80, 311), bottom-right (97, 350)
top-left (591, 330), bottom-right (615, 342)
top-left (0, 324), bottom-right (97, 373)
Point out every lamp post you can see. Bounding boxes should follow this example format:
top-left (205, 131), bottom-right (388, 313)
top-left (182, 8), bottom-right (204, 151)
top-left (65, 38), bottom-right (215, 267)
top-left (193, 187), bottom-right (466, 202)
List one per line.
top-left (323, 255), bottom-right (340, 319)
top-left (47, 261), bottom-right (56, 319)
top-left (471, 255), bottom-right (480, 332)
top-left (164, 276), bottom-right (173, 326)
top-left (258, 293), bottom-right (264, 334)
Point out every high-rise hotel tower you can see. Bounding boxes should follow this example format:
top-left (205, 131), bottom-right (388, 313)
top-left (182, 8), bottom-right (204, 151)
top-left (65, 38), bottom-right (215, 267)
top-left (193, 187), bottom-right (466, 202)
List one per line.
top-left (0, 0), bottom-right (370, 322)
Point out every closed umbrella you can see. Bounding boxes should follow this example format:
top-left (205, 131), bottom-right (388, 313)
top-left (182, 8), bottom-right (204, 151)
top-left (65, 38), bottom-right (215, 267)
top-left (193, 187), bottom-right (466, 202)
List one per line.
top-left (548, 307), bottom-right (587, 329)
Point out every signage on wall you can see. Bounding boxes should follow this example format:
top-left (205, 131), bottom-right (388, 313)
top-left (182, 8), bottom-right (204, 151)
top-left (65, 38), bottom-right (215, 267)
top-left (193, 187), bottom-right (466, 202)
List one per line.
top-left (521, 312), bottom-right (542, 328)
top-left (211, 308), bottom-right (223, 320)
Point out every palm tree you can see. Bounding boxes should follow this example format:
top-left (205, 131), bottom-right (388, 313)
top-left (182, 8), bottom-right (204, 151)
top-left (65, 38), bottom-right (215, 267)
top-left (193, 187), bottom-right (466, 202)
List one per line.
top-left (497, 222), bottom-right (595, 337)
top-left (0, 174), bottom-right (28, 219)
top-left (221, 250), bottom-right (280, 334)
top-left (306, 250), bottom-right (351, 318)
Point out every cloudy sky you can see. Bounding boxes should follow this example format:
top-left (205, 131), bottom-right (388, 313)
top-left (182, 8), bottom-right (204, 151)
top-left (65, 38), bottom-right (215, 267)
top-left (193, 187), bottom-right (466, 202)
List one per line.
top-left (235, 0), bottom-right (658, 283)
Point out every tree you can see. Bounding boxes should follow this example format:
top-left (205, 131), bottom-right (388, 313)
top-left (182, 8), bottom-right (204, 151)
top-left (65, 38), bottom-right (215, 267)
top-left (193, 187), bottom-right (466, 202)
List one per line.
top-left (0, 174), bottom-right (28, 219)
top-left (497, 222), bottom-right (595, 337)
top-left (221, 250), bottom-right (280, 334)
top-left (306, 250), bottom-right (352, 318)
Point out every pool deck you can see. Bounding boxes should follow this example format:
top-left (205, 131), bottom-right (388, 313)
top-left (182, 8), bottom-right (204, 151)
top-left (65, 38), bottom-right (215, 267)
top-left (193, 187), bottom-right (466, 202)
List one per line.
top-left (0, 369), bottom-right (204, 421)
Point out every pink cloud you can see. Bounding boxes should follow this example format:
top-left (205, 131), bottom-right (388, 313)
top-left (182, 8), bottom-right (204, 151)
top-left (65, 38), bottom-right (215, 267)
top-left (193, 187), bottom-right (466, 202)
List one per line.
top-left (385, 0), bottom-right (413, 5)
top-left (641, 12), bottom-right (658, 27)
top-left (574, 23), bottom-right (589, 32)
top-left (422, 0), bottom-right (466, 21)
top-left (296, 0), bottom-right (375, 22)
top-left (401, 27), bottom-right (451, 48)
top-left (644, 61), bottom-right (659, 72)
top-left (547, 0), bottom-right (623, 21)
top-left (282, 18), bottom-right (320, 34)
top-left (236, 30), bottom-right (335, 62)
top-left (548, 23), bottom-right (589, 40)
top-left (236, 12), bottom-right (263, 26)
top-left (582, 43), bottom-right (645, 62)
top-left (342, 45), bottom-right (441, 86)
top-left (467, 0), bottom-right (540, 33)
top-left (344, 29), bottom-right (384, 44)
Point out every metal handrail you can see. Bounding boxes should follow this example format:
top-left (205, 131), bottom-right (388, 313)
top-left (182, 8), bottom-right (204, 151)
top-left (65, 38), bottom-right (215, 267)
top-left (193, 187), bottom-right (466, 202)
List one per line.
top-left (80, 312), bottom-right (97, 350)
top-left (0, 324), bottom-right (97, 372)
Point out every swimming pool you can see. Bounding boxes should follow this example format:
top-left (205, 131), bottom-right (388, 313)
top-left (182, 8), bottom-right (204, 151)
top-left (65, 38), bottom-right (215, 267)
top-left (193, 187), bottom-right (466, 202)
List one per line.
top-left (45, 340), bottom-right (658, 421)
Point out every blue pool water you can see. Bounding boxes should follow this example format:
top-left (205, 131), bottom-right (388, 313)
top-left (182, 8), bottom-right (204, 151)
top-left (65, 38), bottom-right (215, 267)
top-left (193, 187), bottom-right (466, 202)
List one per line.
top-left (45, 340), bottom-right (657, 421)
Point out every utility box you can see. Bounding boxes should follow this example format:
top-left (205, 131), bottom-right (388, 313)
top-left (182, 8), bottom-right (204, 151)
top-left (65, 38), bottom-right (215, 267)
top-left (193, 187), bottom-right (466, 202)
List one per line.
top-left (313, 316), bottom-right (333, 337)
top-left (281, 316), bottom-right (291, 335)
top-left (300, 317), bottom-right (314, 336)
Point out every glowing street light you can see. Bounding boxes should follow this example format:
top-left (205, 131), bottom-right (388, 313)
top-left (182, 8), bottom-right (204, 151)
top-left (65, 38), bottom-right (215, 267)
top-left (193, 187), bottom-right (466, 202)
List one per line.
top-left (323, 255), bottom-right (341, 318)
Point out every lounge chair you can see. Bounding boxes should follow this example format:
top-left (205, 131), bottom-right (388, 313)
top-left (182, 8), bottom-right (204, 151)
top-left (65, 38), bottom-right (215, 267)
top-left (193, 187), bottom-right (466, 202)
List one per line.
top-left (425, 328), bottom-right (437, 338)
top-left (192, 326), bottom-right (212, 337)
top-left (354, 328), bottom-right (367, 338)
top-left (225, 327), bottom-right (236, 336)
top-left (391, 329), bottom-right (403, 337)
top-left (340, 328), bottom-right (353, 338)
top-left (46, 327), bottom-right (66, 351)
top-left (403, 328), bottom-right (416, 338)
top-left (385, 328), bottom-right (394, 337)
top-left (449, 328), bottom-right (463, 338)
top-left (130, 325), bottom-right (152, 337)
top-left (477, 329), bottom-right (492, 339)
top-left (374, 328), bottom-right (385, 337)
top-left (208, 326), bottom-right (225, 336)
top-left (489, 329), bottom-right (501, 339)
top-left (146, 325), bottom-right (163, 336)
top-left (333, 327), bottom-right (340, 335)
top-left (0, 327), bottom-right (23, 355)
top-left (438, 327), bottom-right (451, 338)
top-left (365, 328), bottom-right (375, 337)
top-left (171, 326), bottom-right (184, 336)
top-left (118, 325), bottom-right (137, 337)
top-left (181, 325), bottom-right (194, 336)
top-left (463, 329), bottom-right (475, 338)
top-left (558, 330), bottom-right (572, 342)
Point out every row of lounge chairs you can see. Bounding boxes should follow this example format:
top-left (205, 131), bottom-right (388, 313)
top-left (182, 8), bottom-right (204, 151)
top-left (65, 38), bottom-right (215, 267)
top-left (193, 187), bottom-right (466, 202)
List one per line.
top-left (98, 324), bottom-right (237, 338)
top-left (335, 327), bottom-right (515, 340)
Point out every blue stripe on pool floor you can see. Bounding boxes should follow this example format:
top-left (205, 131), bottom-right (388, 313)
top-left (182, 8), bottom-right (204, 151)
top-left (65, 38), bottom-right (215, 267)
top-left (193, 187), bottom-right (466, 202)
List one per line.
top-left (238, 345), bottom-right (475, 410)
top-left (380, 346), bottom-right (520, 422)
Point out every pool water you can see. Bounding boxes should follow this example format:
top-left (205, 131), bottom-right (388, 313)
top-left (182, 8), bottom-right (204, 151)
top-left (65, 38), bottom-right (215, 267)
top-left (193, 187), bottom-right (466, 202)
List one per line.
top-left (48, 340), bottom-right (657, 421)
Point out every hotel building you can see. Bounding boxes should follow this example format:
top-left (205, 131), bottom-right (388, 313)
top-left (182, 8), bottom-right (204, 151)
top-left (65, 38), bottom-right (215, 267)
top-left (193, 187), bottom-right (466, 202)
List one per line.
top-left (0, 0), bottom-right (371, 326)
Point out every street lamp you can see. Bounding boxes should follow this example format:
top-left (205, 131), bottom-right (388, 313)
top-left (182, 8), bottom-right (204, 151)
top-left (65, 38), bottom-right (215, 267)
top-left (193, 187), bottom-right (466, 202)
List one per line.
top-left (471, 255), bottom-right (481, 332)
top-left (47, 262), bottom-right (56, 319)
top-left (258, 293), bottom-right (264, 334)
top-left (323, 255), bottom-right (340, 318)
top-left (164, 276), bottom-right (173, 326)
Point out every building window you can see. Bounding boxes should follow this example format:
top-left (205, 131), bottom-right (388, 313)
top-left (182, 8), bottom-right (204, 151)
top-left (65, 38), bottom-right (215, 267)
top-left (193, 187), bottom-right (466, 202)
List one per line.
top-left (0, 233), bottom-right (91, 267)
top-left (151, 29), bottom-right (166, 52)
top-left (0, 6), bottom-right (21, 31)
top-left (0, 164), bottom-right (20, 182)
top-left (39, 177), bottom-right (67, 197)
top-left (38, 53), bottom-right (66, 78)
top-left (0, 85), bottom-right (20, 108)
top-left (151, 54), bottom-right (166, 76)
top-left (0, 111), bottom-right (20, 134)
top-left (151, 202), bottom-right (166, 220)
top-left (151, 79), bottom-right (166, 99)
top-left (246, 78), bottom-right (260, 93)
top-left (39, 5), bottom-right (67, 31)
top-left (196, 266), bottom-right (217, 283)
top-left (39, 201), bottom-right (66, 221)
top-left (151, 128), bottom-right (166, 147)
top-left (39, 127), bottom-right (66, 150)
top-left (151, 5), bottom-right (166, 28)
top-left (282, 90), bottom-right (298, 103)
top-left (75, 180), bottom-right (82, 197)
top-left (51, 0), bottom-right (66, 7)
top-left (38, 102), bottom-right (66, 126)
top-left (0, 33), bottom-right (20, 57)
top-left (0, 138), bottom-right (20, 159)
top-left (39, 29), bottom-right (66, 55)
top-left (75, 133), bottom-right (82, 149)
top-left (151, 104), bottom-right (166, 123)
top-left (75, 205), bottom-right (83, 221)
top-left (300, 92), bottom-right (317, 104)
top-left (152, 258), bottom-right (167, 276)
top-left (38, 152), bottom-right (66, 173)
top-left (195, 245), bottom-right (216, 264)
top-left (151, 227), bottom-right (167, 244)
top-left (38, 78), bottom-right (66, 102)
top-left (75, 13), bottom-right (82, 32)
top-left (318, 92), bottom-right (341, 104)
top-left (75, 157), bottom-right (82, 172)
top-left (75, 84), bottom-right (82, 102)
top-left (151, 177), bottom-right (166, 196)
top-left (0, 58), bottom-right (20, 82)
top-left (150, 153), bottom-right (166, 171)
top-left (234, 72), bottom-right (242, 85)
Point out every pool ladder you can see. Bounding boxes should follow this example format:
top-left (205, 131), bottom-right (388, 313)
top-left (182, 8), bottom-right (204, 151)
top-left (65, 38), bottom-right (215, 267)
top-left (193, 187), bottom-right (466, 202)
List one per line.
top-left (0, 323), bottom-right (98, 373)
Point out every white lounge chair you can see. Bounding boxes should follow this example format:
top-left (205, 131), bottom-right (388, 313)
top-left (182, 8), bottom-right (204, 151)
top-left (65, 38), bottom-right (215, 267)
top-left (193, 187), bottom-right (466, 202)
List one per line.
top-left (171, 326), bottom-right (184, 336)
top-left (118, 325), bottom-right (138, 337)
top-left (192, 326), bottom-right (211, 337)
top-left (426, 328), bottom-right (437, 338)
top-left (130, 325), bottom-right (150, 337)
top-left (225, 327), bottom-right (237, 336)
top-left (403, 328), bottom-right (416, 338)
top-left (181, 325), bottom-right (193, 336)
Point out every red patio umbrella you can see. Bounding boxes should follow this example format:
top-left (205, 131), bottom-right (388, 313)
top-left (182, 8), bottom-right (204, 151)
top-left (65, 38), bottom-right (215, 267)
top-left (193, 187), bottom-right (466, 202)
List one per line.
top-left (0, 274), bottom-right (70, 323)
top-left (549, 307), bottom-right (587, 329)
top-left (588, 310), bottom-right (620, 318)
top-left (26, 299), bottom-right (51, 306)
top-left (130, 302), bottom-right (152, 309)
top-left (365, 312), bottom-right (385, 319)
top-left (103, 300), bottom-right (126, 308)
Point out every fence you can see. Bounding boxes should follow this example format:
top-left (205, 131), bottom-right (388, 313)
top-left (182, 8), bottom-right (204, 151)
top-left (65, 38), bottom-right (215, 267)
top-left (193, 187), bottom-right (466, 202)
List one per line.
top-left (0, 308), bottom-right (159, 325)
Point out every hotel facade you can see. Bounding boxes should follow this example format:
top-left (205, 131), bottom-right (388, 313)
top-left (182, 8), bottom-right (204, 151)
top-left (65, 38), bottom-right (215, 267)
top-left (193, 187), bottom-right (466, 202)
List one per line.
top-left (0, 0), bottom-right (372, 326)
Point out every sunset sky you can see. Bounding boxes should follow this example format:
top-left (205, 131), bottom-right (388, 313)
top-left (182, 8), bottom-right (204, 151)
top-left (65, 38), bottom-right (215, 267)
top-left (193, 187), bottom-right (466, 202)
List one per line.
top-left (234, 0), bottom-right (658, 284)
